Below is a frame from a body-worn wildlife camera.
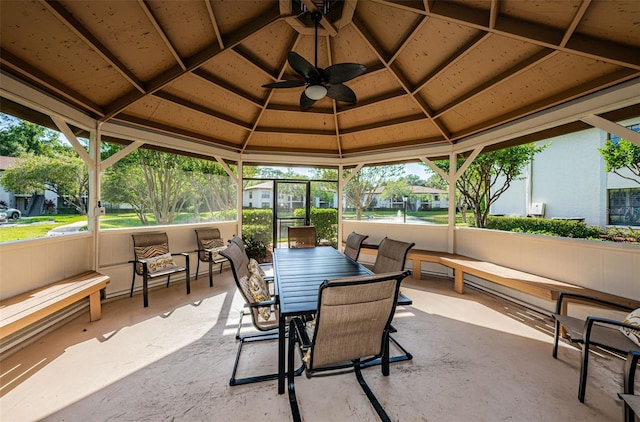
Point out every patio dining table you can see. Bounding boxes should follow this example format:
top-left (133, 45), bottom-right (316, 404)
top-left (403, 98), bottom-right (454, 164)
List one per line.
top-left (273, 246), bottom-right (412, 394)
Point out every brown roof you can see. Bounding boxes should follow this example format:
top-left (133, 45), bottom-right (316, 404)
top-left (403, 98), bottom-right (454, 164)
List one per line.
top-left (1, 1), bottom-right (638, 161)
top-left (0, 156), bottom-right (17, 171)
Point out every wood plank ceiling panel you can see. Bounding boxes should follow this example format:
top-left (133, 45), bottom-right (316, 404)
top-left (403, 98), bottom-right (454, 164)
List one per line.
top-left (577, 0), bottom-right (640, 46)
top-left (0, 0), bottom-right (132, 107)
top-left (337, 95), bottom-right (423, 130)
top-left (257, 110), bottom-right (336, 132)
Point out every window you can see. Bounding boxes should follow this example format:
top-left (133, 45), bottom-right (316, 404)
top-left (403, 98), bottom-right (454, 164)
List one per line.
top-left (608, 188), bottom-right (640, 226)
top-left (608, 123), bottom-right (640, 145)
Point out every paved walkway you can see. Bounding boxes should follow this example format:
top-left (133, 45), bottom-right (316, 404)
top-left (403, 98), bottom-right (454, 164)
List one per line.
top-left (46, 220), bottom-right (88, 236)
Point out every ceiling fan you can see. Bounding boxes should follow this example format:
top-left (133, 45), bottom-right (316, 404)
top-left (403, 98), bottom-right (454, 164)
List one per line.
top-left (262, 11), bottom-right (367, 111)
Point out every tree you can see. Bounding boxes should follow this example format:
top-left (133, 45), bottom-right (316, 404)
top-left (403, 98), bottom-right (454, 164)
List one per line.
top-left (379, 179), bottom-right (412, 207)
top-left (599, 138), bottom-right (640, 185)
top-left (436, 144), bottom-right (546, 228)
top-left (0, 114), bottom-right (66, 157)
top-left (0, 152), bottom-right (89, 214)
top-left (343, 165), bottom-right (403, 219)
top-left (101, 161), bottom-right (151, 224)
top-left (400, 174), bottom-right (426, 187)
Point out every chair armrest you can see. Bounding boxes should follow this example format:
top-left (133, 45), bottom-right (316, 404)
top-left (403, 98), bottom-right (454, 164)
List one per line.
top-left (247, 299), bottom-right (276, 308)
top-left (555, 291), bottom-right (633, 315)
top-left (584, 316), bottom-right (639, 335)
top-left (625, 351), bottom-right (640, 395)
top-left (292, 317), bottom-right (312, 349)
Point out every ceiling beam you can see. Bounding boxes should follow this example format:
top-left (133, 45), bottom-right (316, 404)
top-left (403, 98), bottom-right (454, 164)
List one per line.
top-left (433, 49), bottom-right (557, 118)
top-left (336, 90), bottom-right (407, 115)
top-left (191, 69), bottom-right (263, 107)
top-left (351, 16), bottom-right (452, 142)
top-left (0, 50), bottom-right (104, 117)
top-left (241, 32), bottom-right (303, 153)
top-left (560, 0), bottom-right (591, 47)
top-left (153, 91), bottom-right (252, 131)
top-left (301, 0), bottom-right (338, 36)
top-left (388, 14), bottom-right (428, 65)
top-left (101, 11), bottom-right (282, 121)
top-left (205, 0), bottom-right (225, 50)
top-left (377, 0), bottom-right (640, 70)
top-left (39, 0), bottom-right (145, 93)
top-left (253, 127), bottom-right (336, 136)
top-left (580, 114), bottom-right (640, 147)
top-left (232, 47), bottom-right (278, 80)
top-left (138, 0), bottom-right (185, 70)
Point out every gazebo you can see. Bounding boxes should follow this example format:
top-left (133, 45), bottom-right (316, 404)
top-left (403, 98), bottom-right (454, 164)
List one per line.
top-left (0, 1), bottom-right (639, 419)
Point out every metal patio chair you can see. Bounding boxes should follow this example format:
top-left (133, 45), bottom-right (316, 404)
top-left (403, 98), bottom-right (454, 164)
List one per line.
top-left (194, 228), bottom-right (227, 287)
top-left (288, 226), bottom-right (317, 248)
top-left (552, 292), bottom-right (639, 402)
top-left (287, 271), bottom-right (409, 422)
top-left (130, 232), bottom-right (190, 308)
top-left (343, 231), bottom-right (369, 262)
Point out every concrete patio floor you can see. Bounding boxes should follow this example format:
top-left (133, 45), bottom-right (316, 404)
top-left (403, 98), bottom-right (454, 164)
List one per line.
top-left (0, 269), bottom-right (630, 421)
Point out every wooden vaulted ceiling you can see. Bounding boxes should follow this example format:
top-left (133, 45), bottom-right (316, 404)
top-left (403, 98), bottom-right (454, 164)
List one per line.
top-left (1, 0), bottom-right (639, 160)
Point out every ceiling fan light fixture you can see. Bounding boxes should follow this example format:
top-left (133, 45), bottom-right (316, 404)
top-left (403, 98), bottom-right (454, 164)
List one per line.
top-left (305, 84), bottom-right (327, 100)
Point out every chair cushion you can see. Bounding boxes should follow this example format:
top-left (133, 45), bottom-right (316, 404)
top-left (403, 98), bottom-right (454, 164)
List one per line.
top-left (248, 258), bottom-right (266, 276)
top-left (201, 238), bottom-right (225, 250)
top-left (146, 253), bottom-right (178, 274)
top-left (620, 308), bottom-right (640, 346)
top-left (249, 272), bottom-right (271, 321)
top-left (134, 242), bottom-right (169, 274)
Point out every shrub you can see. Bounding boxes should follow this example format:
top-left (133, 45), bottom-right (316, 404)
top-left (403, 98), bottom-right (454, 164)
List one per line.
top-left (486, 216), bottom-right (604, 239)
top-left (294, 207), bottom-right (338, 247)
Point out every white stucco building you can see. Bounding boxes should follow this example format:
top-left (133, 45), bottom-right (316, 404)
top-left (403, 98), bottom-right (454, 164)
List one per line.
top-left (491, 117), bottom-right (640, 227)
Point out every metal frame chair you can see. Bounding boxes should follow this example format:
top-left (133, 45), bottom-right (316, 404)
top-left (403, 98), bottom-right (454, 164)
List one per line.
top-left (194, 228), bottom-right (227, 287)
top-left (287, 271), bottom-right (409, 422)
top-left (343, 231), bottom-right (369, 262)
top-left (552, 292), bottom-right (639, 402)
top-left (619, 350), bottom-right (640, 422)
top-left (288, 225), bottom-right (317, 248)
top-left (219, 241), bottom-right (281, 386)
top-left (129, 232), bottom-right (190, 308)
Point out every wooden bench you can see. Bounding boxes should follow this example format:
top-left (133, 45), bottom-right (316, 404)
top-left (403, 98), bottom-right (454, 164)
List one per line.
top-left (0, 271), bottom-right (110, 340)
top-left (355, 244), bottom-right (638, 308)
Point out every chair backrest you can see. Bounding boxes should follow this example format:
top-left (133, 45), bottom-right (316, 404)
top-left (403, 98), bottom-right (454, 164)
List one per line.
top-left (195, 228), bottom-right (223, 262)
top-left (309, 271), bottom-right (407, 369)
top-left (132, 232), bottom-right (170, 275)
top-left (288, 226), bottom-right (317, 248)
top-left (343, 232), bottom-right (369, 261)
top-left (372, 237), bottom-right (415, 274)
top-left (219, 241), bottom-right (274, 330)
top-left (229, 235), bottom-right (246, 253)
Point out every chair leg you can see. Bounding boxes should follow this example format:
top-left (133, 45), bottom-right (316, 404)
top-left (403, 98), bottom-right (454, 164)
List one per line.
top-left (195, 260), bottom-right (200, 280)
top-left (185, 259), bottom-right (191, 294)
top-left (130, 270), bottom-right (136, 298)
top-left (354, 360), bottom-right (391, 422)
top-left (208, 259), bottom-right (213, 287)
top-left (623, 352), bottom-right (639, 422)
top-left (142, 275), bottom-right (149, 308)
top-left (578, 341), bottom-right (590, 402)
top-left (166, 274), bottom-right (171, 288)
top-left (552, 318), bottom-right (560, 358)
top-left (288, 320), bottom-right (302, 422)
top-left (229, 333), bottom-right (281, 386)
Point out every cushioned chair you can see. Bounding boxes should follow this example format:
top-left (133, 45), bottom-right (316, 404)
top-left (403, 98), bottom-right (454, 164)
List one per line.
top-left (287, 271), bottom-right (409, 422)
top-left (288, 226), bottom-right (317, 248)
top-left (619, 350), bottom-right (640, 422)
top-left (552, 292), bottom-right (639, 402)
top-left (229, 235), bottom-right (273, 280)
top-left (219, 241), bottom-right (280, 386)
top-left (343, 231), bottom-right (369, 262)
top-left (194, 228), bottom-right (227, 287)
top-left (130, 232), bottom-right (190, 308)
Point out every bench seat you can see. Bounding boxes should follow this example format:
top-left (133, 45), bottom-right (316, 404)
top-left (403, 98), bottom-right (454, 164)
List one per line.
top-left (0, 271), bottom-right (110, 340)
top-left (354, 243), bottom-right (637, 308)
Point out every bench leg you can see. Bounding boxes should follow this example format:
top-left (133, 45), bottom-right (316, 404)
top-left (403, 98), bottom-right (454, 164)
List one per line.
top-left (454, 269), bottom-right (464, 294)
top-left (89, 291), bottom-right (102, 321)
top-left (412, 260), bottom-right (421, 280)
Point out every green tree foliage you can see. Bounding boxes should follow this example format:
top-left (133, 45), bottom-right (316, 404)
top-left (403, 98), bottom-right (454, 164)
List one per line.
top-left (343, 165), bottom-right (403, 219)
top-left (400, 174), bottom-right (426, 187)
top-left (380, 179), bottom-right (412, 205)
top-left (101, 147), bottom-right (236, 225)
top-left (436, 143), bottom-right (546, 228)
top-left (598, 138), bottom-right (640, 185)
top-left (0, 152), bottom-right (88, 214)
top-left (0, 114), bottom-right (66, 157)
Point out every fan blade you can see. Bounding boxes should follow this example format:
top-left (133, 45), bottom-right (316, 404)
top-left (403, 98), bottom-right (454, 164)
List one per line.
top-left (323, 63), bottom-right (367, 84)
top-left (262, 80), bottom-right (306, 89)
top-left (288, 52), bottom-right (321, 80)
top-left (300, 91), bottom-right (316, 110)
top-left (326, 84), bottom-right (357, 103)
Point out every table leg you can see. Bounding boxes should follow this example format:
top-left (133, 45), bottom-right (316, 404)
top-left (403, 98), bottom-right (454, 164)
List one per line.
top-left (278, 313), bottom-right (286, 394)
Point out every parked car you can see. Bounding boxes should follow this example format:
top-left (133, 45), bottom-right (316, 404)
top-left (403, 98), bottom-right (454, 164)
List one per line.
top-left (0, 211), bottom-right (7, 223)
top-left (0, 206), bottom-right (21, 220)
